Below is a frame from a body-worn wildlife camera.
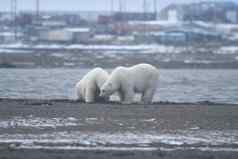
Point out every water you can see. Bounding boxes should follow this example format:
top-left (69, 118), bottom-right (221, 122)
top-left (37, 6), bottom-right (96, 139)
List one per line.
top-left (0, 68), bottom-right (238, 104)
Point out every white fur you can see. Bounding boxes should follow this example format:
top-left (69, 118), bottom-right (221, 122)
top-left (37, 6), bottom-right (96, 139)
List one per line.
top-left (76, 68), bottom-right (109, 103)
top-left (100, 63), bottom-right (159, 104)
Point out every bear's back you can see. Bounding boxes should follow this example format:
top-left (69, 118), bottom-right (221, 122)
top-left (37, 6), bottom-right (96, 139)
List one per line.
top-left (129, 64), bottom-right (158, 77)
top-left (128, 64), bottom-right (159, 91)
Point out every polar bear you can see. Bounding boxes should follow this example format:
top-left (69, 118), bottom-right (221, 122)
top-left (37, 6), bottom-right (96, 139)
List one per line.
top-left (75, 68), bottom-right (109, 103)
top-left (100, 63), bottom-right (159, 104)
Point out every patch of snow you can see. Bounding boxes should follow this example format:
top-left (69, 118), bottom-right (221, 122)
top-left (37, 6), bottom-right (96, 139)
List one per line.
top-left (228, 33), bottom-right (238, 41)
top-left (193, 21), bottom-right (215, 28)
top-left (93, 35), bottom-right (114, 40)
top-left (0, 32), bottom-right (15, 36)
top-left (0, 43), bottom-right (28, 49)
top-left (16, 145), bottom-right (158, 151)
top-left (0, 43), bottom-right (183, 54)
top-left (51, 53), bottom-right (65, 57)
top-left (216, 24), bottom-right (238, 33)
top-left (117, 36), bottom-right (134, 41)
top-left (86, 118), bottom-right (98, 121)
top-left (184, 60), bottom-right (212, 64)
top-left (64, 62), bottom-right (75, 66)
top-left (189, 126), bottom-right (201, 130)
top-left (35, 44), bottom-right (64, 49)
top-left (0, 130), bottom-right (237, 147)
top-left (0, 49), bottom-right (32, 53)
top-left (67, 117), bottom-right (78, 121)
top-left (218, 46), bottom-right (238, 54)
top-left (0, 116), bottom-right (81, 128)
top-left (142, 118), bottom-right (156, 122)
top-left (11, 145), bottom-right (238, 152)
top-left (129, 20), bottom-right (183, 27)
top-left (163, 59), bottom-right (171, 62)
top-left (65, 28), bottom-right (90, 32)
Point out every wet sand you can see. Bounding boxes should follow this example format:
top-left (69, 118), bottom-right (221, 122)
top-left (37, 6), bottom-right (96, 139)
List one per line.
top-left (0, 98), bottom-right (238, 159)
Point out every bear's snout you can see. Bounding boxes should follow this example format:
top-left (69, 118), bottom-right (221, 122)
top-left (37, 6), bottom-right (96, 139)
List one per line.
top-left (99, 90), bottom-right (105, 97)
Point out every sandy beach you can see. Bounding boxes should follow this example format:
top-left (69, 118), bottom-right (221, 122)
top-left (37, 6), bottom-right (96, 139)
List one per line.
top-left (0, 99), bottom-right (238, 159)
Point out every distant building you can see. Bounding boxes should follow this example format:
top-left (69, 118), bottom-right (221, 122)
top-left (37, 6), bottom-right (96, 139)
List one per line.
top-left (158, 4), bottom-right (184, 21)
top-left (113, 12), bottom-right (156, 22)
top-left (39, 29), bottom-right (72, 42)
top-left (111, 22), bottom-right (130, 35)
top-left (158, 31), bottom-right (187, 44)
top-left (41, 20), bottom-right (67, 28)
top-left (168, 10), bottom-right (180, 22)
top-left (0, 32), bottom-right (15, 43)
top-left (158, 2), bottom-right (238, 24)
top-left (226, 11), bottom-right (237, 23)
top-left (38, 27), bottom-right (91, 43)
top-left (65, 28), bottom-right (92, 43)
top-left (98, 15), bottom-right (113, 24)
top-left (0, 13), bottom-right (13, 26)
top-left (91, 34), bottom-right (115, 44)
top-left (0, 13), bottom-right (12, 21)
top-left (134, 27), bottom-right (223, 45)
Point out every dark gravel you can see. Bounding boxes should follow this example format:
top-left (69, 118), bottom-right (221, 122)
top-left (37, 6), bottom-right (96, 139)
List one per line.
top-left (0, 99), bottom-right (238, 159)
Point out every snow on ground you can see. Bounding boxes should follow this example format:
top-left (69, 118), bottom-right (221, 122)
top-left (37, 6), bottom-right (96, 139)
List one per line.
top-left (128, 20), bottom-right (183, 27)
top-left (0, 49), bottom-right (33, 53)
top-left (0, 116), bottom-right (80, 128)
top-left (0, 130), bottom-right (238, 148)
top-left (0, 43), bottom-right (184, 53)
top-left (0, 42), bottom-right (238, 55)
top-left (218, 46), bottom-right (238, 54)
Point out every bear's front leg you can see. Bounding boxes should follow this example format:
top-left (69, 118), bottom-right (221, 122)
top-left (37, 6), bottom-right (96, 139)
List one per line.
top-left (76, 93), bottom-right (82, 102)
top-left (142, 88), bottom-right (155, 104)
top-left (85, 87), bottom-right (95, 103)
top-left (117, 91), bottom-right (124, 101)
top-left (121, 88), bottom-right (134, 104)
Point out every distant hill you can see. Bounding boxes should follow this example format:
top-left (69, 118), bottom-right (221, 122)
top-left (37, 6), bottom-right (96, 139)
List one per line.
top-left (159, 1), bottom-right (238, 23)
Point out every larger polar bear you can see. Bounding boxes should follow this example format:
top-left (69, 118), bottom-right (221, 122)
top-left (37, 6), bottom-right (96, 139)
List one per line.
top-left (75, 68), bottom-right (109, 103)
top-left (100, 63), bottom-right (159, 104)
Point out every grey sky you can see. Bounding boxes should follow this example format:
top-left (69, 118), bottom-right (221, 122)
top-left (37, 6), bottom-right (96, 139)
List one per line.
top-left (0, 0), bottom-right (237, 12)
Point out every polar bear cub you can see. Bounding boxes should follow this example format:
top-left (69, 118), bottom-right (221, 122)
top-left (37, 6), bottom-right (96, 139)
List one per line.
top-left (100, 63), bottom-right (159, 104)
top-left (76, 68), bottom-right (109, 103)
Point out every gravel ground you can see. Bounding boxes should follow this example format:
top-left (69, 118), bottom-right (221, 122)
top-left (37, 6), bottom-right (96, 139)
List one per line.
top-left (0, 98), bottom-right (238, 159)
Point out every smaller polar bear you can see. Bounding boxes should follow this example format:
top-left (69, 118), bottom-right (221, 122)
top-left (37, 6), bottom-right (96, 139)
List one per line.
top-left (100, 63), bottom-right (159, 104)
top-left (75, 68), bottom-right (109, 103)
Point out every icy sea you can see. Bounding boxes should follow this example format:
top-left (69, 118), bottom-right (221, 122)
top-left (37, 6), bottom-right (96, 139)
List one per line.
top-left (0, 68), bottom-right (238, 104)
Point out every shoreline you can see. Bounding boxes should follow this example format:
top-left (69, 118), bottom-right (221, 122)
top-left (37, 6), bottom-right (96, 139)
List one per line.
top-left (0, 98), bottom-right (237, 106)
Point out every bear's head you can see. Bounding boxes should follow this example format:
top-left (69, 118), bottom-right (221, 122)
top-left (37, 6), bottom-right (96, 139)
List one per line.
top-left (100, 82), bottom-right (115, 97)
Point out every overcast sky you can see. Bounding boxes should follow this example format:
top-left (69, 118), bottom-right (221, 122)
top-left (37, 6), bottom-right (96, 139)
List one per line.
top-left (0, 0), bottom-right (237, 12)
